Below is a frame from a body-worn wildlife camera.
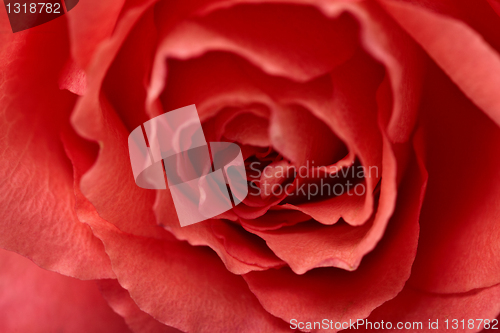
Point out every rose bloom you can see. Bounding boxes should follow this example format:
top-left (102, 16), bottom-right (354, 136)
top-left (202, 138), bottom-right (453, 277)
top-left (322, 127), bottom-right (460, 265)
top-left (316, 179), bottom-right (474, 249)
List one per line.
top-left (1, 0), bottom-right (500, 332)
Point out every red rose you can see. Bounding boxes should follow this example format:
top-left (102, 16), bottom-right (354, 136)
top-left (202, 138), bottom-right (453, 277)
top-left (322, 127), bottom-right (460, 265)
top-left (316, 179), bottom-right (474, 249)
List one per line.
top-left (1, 0), bottom-right (500, 332)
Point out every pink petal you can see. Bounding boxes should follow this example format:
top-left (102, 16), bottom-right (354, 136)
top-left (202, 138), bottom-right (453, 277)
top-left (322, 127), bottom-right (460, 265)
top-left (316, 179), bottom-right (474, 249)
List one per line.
top-left (407, 62), bottom-right (500, 293)
top-left (83, 216), bottom-right (290, 333)
top-left (282, 189), bottom-right (366, 226)
top-left (364, 284), bottom-right (500, 332)
top-left (59, 58), bottom-right (87, 96)
top-left (306, 51), bottom-right (385, 226)
top-left (246, 219), bottom-right (373, 274)
top-left (154, 189), bottom-right (279, 274)
top-left (380, 0), bottom-right (500, 128)
top-left (488, 0), bottom-right (500, 17)
top-left (65, 0), bottom-right (126, 68)
top-left (0, 248), bottom-right (130, 333)
top-left (210, 220), bottom-right (285, 269)
top-left (259, 160), bottom-right (296, 200)
top-left (203, 105), bottom-right (270, 143)
top-left (148, 2), bottom-right (359, 109)
top-left (98, 279), bottom-right (183, 333)
top-left (0, 20), bottom-right (113, 280)
top-left (269, 104), bottom-right (347, 168)
top-left (239, 206), bottom-right (312, 231)
top-left (101, 9), bottom-right (159, 132)
top-left (160, 52), bottom-right (274, 120)
top-left (194, 0), bottom-right (425, 143)
top-left (72, 95), bottom-right (168, 239)
top-left (223, 112), bottom-right (270, 147)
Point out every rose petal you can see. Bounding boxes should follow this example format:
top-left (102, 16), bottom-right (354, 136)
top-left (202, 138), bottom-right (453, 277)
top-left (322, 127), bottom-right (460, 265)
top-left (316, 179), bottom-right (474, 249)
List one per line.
top-left (391, 0), bottom-right (500, 53)
top-left (246, 219), bottom-right (373, 274)
top-left (407, 62), bottom-right (500, 293)
top-left (75, 95), bottom-right (169, 238)
top-left (259, 160), bottom-right (295, 200)
top-left (210, 220), bottom-right (285, 269)
top-left (363, 284), bottom-right (500, 332)
top-left (59, 57), bottom-right (87, 96)
top-left (305, 50), bottom-right (385, 226)
top-left (154, 188), bottom-right (279, 274)
top-left (239, 207), bottom-right (312, 231)
top-left (380, 0), bottom-right (500, 128)
top-left (98, 279), bottom-right (183, 333)
top-left (0, 20), bottom-right (113, 280)
top-left (454, 0), bottom-right (500, 52)
top-left (101, 9), bottom-right (158, 132)
top-left (191, 0), bottom-right (425, 143)
top-left (223, 112), bottom-right (270, 147)
top-left (282, 188), bottom-right (366, 226)
top-left (160, 51), bottom-right (274, 121)
top-left (0, 248), bottom-right (130, 333)
top-left (148, 2), bottom-right (359, 109)
top-left (270, 104), bottom-right (347, 168)
top-left (65, 0), bottom-right (126, 68)
top-left (203, 104), bottom-right (270, 143)
top-left (243, 142), bottom-right (426, 325)
top-left (71, 0), bottom-right (158, 141)
top-left (487, 0), bottom-right (500, 17)
top-left (82, 215), bottom-right (290, 333)
top-left (246, 128), bottom-right (418, 274)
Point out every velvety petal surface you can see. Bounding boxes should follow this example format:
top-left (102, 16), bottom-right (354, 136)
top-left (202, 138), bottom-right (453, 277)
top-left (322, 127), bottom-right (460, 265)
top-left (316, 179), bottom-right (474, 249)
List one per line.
top-left (0, 248), bottom-right (130, 333)
top-left (65, 0), bottom-right (126, 68)
top-left (0, 16), bottom-right (114, 280)
top-left (407, 62), bottom-right (500, 293)
top-left (380, 0), bottom-right (500, 128)
top-left (84, 218), bottom-right (290, 333)
top-left (362, 284), bottom-right (500, 332)
top-left (98, 279), bottom-right (183, 333)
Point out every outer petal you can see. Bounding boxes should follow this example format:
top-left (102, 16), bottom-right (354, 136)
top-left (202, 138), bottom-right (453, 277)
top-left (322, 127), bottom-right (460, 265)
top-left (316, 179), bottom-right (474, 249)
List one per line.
top-left (101, 8), bottom-right (159, 132)
top-left (81, 216), bottom-right (290, 333)
top-left (408, 62), bottom-right (500, 293)
top-left (488, 0), bottom-right (500, 17)
top-left (98, 279), bottom-right (183, 333)
top-left (380, 0), bottom-right (500, 128)
top-left (0, 16), bottom-right (113, 280)
top-left (362, 284), bottom-right (500, 332)
top-left (0, 248), bottom-right (130, 333)
top-left (65, 0), bottom-right (126, 68)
